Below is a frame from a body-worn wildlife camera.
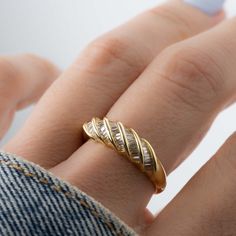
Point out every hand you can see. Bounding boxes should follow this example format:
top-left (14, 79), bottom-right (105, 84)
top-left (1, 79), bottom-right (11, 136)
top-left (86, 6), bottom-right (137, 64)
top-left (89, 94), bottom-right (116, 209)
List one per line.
top-left (2, 1), bottom-right (236, 235)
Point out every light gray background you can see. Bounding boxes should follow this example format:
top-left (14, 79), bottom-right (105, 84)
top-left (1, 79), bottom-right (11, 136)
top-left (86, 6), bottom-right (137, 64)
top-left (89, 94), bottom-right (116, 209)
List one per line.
top-left (0, 0), bottom-right (236, 215)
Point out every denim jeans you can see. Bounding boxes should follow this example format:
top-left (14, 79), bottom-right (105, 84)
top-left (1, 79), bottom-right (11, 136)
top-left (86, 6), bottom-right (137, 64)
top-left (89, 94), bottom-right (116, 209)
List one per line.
top-left (0, 151), bottom-right (137, 235)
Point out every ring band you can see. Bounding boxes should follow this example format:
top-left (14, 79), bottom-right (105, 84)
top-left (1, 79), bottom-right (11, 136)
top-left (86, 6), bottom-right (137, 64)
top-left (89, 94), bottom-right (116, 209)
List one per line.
top-left (83, 117), bottom-right (167, 193)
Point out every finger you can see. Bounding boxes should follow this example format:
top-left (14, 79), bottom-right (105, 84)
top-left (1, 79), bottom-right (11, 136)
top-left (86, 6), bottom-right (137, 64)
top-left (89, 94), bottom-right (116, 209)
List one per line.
top-left (147, 132), bottom-right (236, 236)
top-left (0, 54), bottom-right (59, 139)
top-left (53, 14), bottom-right (236, 229)
top-left (4, 0), bottom-right (223, 168)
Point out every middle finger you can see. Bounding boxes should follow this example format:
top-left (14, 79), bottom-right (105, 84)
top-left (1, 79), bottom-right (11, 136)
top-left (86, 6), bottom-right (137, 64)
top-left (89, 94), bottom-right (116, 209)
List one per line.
top-left (4, 0), bottom-right (221, 168)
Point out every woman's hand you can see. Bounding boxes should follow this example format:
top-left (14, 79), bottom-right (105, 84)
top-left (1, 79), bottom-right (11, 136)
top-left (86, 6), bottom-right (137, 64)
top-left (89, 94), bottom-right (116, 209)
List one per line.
top-left (1, 0), bottom-right (236, 235)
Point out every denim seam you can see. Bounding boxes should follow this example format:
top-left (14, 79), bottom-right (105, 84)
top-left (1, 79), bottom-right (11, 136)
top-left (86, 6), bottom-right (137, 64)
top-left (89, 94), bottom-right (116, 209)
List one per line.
top-left (0, 158), bottom-right (132, 236)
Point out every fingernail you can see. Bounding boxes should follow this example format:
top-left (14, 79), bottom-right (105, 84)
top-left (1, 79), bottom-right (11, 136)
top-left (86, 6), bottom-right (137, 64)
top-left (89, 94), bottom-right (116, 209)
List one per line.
top-left (184, 0), bottom-right (225, 15)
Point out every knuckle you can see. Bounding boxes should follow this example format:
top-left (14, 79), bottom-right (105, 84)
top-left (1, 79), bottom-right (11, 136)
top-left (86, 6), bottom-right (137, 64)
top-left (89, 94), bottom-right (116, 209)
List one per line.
top-left (78, 35), bottom-right (136, 73)
top-left (156, 46), bottom-right (224, 111)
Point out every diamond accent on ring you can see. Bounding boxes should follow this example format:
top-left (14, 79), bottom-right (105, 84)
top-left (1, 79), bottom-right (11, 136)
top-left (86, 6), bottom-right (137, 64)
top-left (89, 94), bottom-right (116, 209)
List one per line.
top-left (141, 140), bottom-right (153, 171)
top-left (109, 121), bottom-right (125, 151)
top-left (86, 121), bottom-right (96, 137)
top-left (96, 120), bottom-right (109, 142)
top-left (125, 129), bottom-right (140, 162)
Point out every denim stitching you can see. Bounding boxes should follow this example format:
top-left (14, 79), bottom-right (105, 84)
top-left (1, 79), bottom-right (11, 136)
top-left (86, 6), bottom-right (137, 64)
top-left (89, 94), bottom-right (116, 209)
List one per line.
top-left (1, 161), bottom-right (56, 235)
top-left (0, 158), bottom-right (132, 236)
top-left (1, 162), bottom-right (79, 236)
top-left (1, 157), bottom-right (117, 235)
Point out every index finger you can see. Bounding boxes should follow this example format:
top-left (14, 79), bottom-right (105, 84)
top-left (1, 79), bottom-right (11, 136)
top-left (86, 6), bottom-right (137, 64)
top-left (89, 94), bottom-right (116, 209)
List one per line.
top-left (0, 54), bottom-right (59, 139)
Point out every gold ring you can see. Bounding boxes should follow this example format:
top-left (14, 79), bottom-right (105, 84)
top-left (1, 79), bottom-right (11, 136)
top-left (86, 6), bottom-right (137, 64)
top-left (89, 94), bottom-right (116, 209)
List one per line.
top-left (83, 117), bottom-right (167, 193)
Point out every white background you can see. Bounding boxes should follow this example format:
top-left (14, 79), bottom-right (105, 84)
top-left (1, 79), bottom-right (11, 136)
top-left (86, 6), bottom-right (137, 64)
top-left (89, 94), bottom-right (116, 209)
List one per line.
top-left (0, 0), bottom-right (236, 215)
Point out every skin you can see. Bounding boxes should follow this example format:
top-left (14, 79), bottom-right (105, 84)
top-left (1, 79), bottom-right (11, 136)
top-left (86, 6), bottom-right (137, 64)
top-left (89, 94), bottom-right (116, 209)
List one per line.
top-left (0, 0), bottom-right (236, 235)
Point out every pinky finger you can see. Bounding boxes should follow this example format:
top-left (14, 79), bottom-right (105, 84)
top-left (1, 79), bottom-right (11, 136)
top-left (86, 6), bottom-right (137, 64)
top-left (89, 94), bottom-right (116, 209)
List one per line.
top-left (0, 54), bottom-right (60, 139)
top-left (147, 132), bottom-right (236, 236)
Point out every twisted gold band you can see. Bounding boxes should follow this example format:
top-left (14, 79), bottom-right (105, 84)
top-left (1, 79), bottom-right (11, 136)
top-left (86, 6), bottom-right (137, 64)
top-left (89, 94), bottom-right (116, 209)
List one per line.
top-left (83, 117), bottom-right (167, 193)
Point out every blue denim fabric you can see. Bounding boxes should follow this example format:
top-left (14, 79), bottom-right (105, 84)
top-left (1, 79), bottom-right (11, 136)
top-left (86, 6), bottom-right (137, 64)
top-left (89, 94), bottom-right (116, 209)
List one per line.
top-left (0, 151), bottom-right (137, 236)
